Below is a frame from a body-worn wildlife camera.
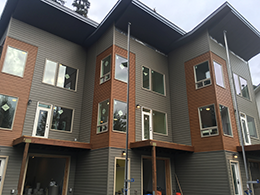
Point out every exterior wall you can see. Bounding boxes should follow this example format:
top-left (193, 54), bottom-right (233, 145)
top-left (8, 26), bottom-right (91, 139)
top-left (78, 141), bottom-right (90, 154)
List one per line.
top-left (168, 31), bottom-right (210, 146)
top-left (210, 38), bottom-right (260, 145)
top-left (0, 36), bottom-right (38, 146)
top-left (107, 147), bottom-right (176, 195)
top-left (175, 150), bottom-right (231, 195)
top-left (79, 26), bottom-right (114, 143)
top-left (0, 146), bottom-right (23, 195)
top-left (74, 148), bottom-right (109, 195)
top-left (7, 18), bottom-right (87, 142)
top-left (115, 29), bottom-right (172, 143)
top-left (185, 52), bottom-right (224, 152)
top-left (210, 52), bottom-right (240, 151)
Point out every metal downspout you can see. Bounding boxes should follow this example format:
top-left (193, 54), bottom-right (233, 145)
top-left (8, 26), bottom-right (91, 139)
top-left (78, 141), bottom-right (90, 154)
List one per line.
top-left (223, 30), bottom-right (251, 195)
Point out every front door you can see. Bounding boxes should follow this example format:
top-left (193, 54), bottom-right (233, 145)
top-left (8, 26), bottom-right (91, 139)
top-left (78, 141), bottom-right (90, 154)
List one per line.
top-left (32, 103), bottom-right (52, 138)
top-left (231, 162), bottom-right (243, 195)
top-left (0, 158), bottom-right (6, 187)
top-left (142, 108), bottom-right (152, 140)
top-left (240, 113), bottom-right (251, 145)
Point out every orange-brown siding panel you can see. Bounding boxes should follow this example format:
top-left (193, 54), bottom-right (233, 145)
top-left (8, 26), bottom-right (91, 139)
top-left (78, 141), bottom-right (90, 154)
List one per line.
top-left (0, 37), bottom-right (38, 146)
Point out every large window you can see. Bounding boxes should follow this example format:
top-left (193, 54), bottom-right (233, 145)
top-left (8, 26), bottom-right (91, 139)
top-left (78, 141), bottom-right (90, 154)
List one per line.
top-left (51, 106), bottom-right (73, 132)
top-left (2, 46), bottom-right (28, 77)
top-left (115, 55), bottom-right (128, 83)
top-left (247, 115), bottom-right (258, 138)
top-left (100, 55), bottom-right (111, 84)
top-left (0, 94), bottom-right (18, 130)
top-left (213, 61), bottom-right (225, 88)
top-left (153, 110), bottom-right (167, 135)
top-left (113, 100), bottom-right (127, 132)
top-left (142, 66), bottom-right (165, 95)
top-left (194, 61), bottom-right (211, 89)
top-left (97, 99), bottom-right (109, 133)
top-left (42, 60), bottom-right (78, 91)
top-left (219, 105), bottom-right (232, 136)
top-left (198, 104), bottom-right (218, 137)
top-left (233, 73), bottom-right (250, 100)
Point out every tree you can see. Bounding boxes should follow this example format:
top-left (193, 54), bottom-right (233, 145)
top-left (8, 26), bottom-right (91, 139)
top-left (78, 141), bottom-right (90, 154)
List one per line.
top-left (52, 0), bottom-right (65, 5)
top-left (72, 0), bottom-right (90, 17)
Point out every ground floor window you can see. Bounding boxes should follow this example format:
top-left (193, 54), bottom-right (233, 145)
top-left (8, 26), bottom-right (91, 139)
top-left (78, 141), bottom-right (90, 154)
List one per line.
top-left (142, 157), bottom-right (171, 195)
top-left (23, 155), bottom-right (70, 195)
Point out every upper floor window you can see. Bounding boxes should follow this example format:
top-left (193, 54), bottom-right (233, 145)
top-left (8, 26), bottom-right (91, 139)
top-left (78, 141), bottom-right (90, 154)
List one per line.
top-left (51, 106), bottom-right (73, 132)
top-left (233, 73), bottom-right (250, 100)
top-left (0, 94), bottom-right (18, 130)
top-left (2, 46), bottom-right (27, 77)
top-left (42, 59), bottom-right (78, 91)
top-left (113, 99), bottom-right (127, 132)
top-left (100, 55), bottom-right (111, 84)
top-left (115, 55), bottom-right (128, 83)
top-left (142, 66), bottom-right (165, 95)
top-left (97, 99), bottom-right (109, 133)
top-left (194, 61), bottom-right (211, 89)
top-left (198, 104), bottom-right (218, 137)
top-left (219, 105), bottom-right (232, 136)
top-left (213, 61), bottom-right (225, 88)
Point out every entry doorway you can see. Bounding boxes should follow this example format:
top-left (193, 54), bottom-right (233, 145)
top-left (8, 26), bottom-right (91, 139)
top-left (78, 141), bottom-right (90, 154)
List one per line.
top-left (114, 157), bottom-right (130, 195)
top-left (230, 161), bottom-right (243, 195)
top-left (142, 157), bottom-right (171, 195)
top-left (142, 108), bottom-right (153, 140)
top-left (32, 103), bottom-right (52, 138)
top-left (22, 154), bottom-right (70, 195)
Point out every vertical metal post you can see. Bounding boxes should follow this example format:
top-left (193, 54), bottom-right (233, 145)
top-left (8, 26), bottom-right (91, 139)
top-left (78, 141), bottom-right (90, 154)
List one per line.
top-left (124, 22), bottom-right (131, 195)
top-left (223, 30), bottom-right (251, 195)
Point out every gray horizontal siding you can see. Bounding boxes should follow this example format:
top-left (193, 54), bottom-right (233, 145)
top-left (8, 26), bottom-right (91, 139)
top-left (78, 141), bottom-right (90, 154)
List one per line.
top-left (0, 146), bottom-right (23, 195)
top-left (115, 29), bottom-right (173, 143)
top-left (8, 18), bottom-right (87, 142)
top-left (175, 150), bottom-right (231, 195)
top-left (168, 31), bottom-right (210, 146)
top-left (210, 38), bottom-right (260, 145)
top-left (74, 148), bottom-right (109, 195)
top-left (79, 26), bottom-right (113, 142)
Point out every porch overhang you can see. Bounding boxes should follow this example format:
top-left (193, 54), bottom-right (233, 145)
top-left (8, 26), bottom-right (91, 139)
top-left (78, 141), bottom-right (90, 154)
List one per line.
top-left (13, 136), bottom-right (91, 150)
top-left (237, 144), bottom-right (260, 152)
top-left (130, 140), bottom-right (194, 152)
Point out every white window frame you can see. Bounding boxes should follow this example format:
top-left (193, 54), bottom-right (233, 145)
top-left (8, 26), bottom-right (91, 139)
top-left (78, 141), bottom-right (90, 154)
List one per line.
top-left (42, 59), bottom-right (79, 92)
top-left (152, 109), bottom-right (168, 136)
top-left (0, 156), bottom-right (9, 194)
top-left (230, 160), bottom-right (243, 195)
top-left (198, 104), bottom-right (218, 137)
top-left (96, 99), bottom-right (109, 134)
top-left (213, 61), bottom-right (225, 88)
top-left (113, 99), bottom-right (127, 133)
top-left (193, 61), bottom-right (211, 89)
top-left (50, 104), bottom-right (74, 133)
top-left (100, 54), bottom-right (111, 84)
top-left (113, 157), bottom-right (130, 195)
top-left (2, 46), bottom-right (28, 78)
top-left (219, 104), bottom-right (233, 137)
top-left (233, 73), bottom-right (250, 100)
top-left (115, 54), bottom-right (128, 83)
top-left (141, 66), bottom-right (166, 96)
top-left (0, 94), bottom-right (19, 131)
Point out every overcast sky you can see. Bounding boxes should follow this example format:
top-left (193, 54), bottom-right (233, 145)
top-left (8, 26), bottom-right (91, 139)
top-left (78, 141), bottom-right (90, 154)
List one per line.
top-left (0, 0), bottom-right (259, 85)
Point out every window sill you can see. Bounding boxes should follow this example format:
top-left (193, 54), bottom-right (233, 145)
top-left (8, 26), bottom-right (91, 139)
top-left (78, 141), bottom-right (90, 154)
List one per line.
top-left (223, 134), bottom-right (233, 138)
top-left (141, 87), bottom-right (166, 97)
top-left (1, 71), bottom-right (24, 78)
top-left (153, 132), bottom-right (168, 136)
top-left (112, 130), bottom-right (126, 134)
top-left (50, 129), bottom-right (72, 134)
top-left (236, 94), bottom-right (251, 102)
top-left (96, 130), bottom-right (108, 134)
top-left (0, 128), bottom-right (12, 131)
top-left (42, 82), bottom-right (77, 93)
top-left (250, 136), bottom-right (259, 140)
top-left (195, 83), bottom-right (212, 90)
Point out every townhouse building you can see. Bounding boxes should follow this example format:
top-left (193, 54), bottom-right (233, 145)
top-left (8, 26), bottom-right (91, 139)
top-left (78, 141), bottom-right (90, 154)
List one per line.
top-left (0, 0), bottom-right (260, 195)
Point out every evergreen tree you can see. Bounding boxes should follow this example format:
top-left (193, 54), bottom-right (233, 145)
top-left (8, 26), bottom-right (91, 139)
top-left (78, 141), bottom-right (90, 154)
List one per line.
top-left (52, 0), bottom-right (65, 6)
top-left (72, 0), bottom-right (90, 17)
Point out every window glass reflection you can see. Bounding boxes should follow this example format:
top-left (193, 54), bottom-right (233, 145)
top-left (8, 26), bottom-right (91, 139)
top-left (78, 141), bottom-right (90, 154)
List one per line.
top-left (43, 60), bottom-right (57, 85)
